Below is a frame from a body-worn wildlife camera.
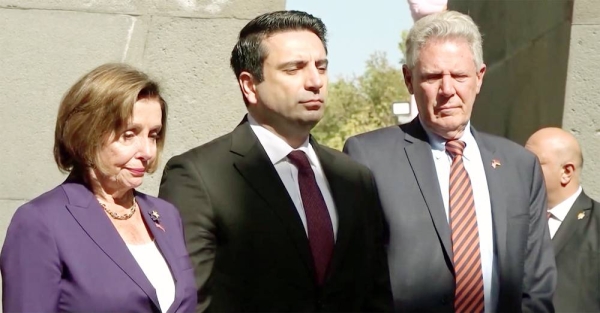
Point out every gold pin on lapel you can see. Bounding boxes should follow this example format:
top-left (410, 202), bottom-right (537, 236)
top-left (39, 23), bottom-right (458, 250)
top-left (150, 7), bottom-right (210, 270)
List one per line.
top-left (578, 211), bottom-right (586, 220)
top-left (491, 159), bottom-right (501, 169)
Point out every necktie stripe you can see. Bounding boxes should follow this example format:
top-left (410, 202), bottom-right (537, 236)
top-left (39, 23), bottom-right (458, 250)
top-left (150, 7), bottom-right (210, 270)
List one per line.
top-left (449, 178), bottom-right (470, 203)
top-left (453, 203), bottom-right (477, 226)
top-left (446, 140), bottom-right (484, 313)
top-left (455, 250), bottom-right (481, 282)
top-left (454, 238), bottom-right (480, 269)
top-left (450, 195), bottom-right (474, 220)
top-left (450, 165), bottom-right (469, 187)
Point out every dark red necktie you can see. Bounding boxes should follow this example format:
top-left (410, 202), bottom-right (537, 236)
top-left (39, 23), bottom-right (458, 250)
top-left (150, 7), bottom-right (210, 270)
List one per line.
top-left (288, 150), bottom-right (334, 285)
top-left (446, 140), bottom-right (485, 313)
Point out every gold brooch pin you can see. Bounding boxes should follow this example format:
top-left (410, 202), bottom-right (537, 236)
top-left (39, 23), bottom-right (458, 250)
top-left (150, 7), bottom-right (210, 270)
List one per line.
top-left (578, 211), bottom-right (586, 220)
top-left (491, 159), bottom-right (501, 169)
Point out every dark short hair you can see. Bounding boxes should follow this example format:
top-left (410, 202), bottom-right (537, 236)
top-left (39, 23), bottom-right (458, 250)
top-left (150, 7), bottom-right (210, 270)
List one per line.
top-left (54, 63), bottom-right (167, 176)
top-left (230, 10), bottom-right (327, 83)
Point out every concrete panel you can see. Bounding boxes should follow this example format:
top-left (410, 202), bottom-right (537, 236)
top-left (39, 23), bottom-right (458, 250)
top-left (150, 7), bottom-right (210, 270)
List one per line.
top-left (470, 61), bottom-right (511, 137)
top-left (450, 0), bottom-right (508, 68)
top-left (506, 22), bottom-right (571, 144)
top-left (572, 0), bottom-right (600, 25)
top-left (0, 0), bottom-right (286, 19)
top-left (0, 0), bottom-right (140, 14)
top-left (136, 16), bottom-right (249, 196)
top-left (0, 8), bottom-right (136, 199)
top-left (563, 24), bottom-right (600, 199)
top-left (151, 0), bottom-right (286, 19)
top-left (504, 0), bottom-right (572, 53)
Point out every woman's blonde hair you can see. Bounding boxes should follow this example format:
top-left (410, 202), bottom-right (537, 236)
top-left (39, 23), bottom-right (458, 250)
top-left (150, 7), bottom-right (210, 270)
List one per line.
top-left (54, 63), bottom-right (167, 177)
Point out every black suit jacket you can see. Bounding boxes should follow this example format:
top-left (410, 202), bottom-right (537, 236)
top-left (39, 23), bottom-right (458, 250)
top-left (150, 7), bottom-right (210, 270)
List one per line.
top-left (158, 118), bottom-right (392, 312)
top-left (344, 118), bottom-right (556, 313)
top-left (553, 191), bottom-right (600, 312)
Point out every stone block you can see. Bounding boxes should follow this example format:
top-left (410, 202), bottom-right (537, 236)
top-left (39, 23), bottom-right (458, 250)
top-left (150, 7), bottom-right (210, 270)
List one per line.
top-left (573, 0), bottom-right (600, 25)
top-left (504, 0), bottom-right (572, 53)
top-left (563, 25), bottom-right (600, 199)
top-left (0, 0), bottom-right (286, 19)
top-left (0, 8), bottom-right (136, 199)
top-left (505, 22), bottom-right (570, 144)
top-left (136, 16), bottom-right (249, 195)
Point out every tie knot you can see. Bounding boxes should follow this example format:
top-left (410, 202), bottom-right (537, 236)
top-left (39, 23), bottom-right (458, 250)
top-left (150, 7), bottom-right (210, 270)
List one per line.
top-left (445, 140), bottom-right (466, 157)
top-left (288, 150), bottom-right (311, 171)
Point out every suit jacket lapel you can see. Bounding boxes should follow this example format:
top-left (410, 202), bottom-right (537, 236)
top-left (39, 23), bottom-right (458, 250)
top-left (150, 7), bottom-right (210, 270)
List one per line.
top-left (472, 128), bottom-right (508, 273)
top-left (552, 192), bottom-right (593, 256)
top-left (311, 140), bottom-right (355, 283)
top-left (62, 179), bottom-right (160, 310)
top-left (136, 193), bottom-right (184, 313)
top-left (403, 119), bottom-right (453, 260)
top-left (230, 119), bottom-right (316, 280)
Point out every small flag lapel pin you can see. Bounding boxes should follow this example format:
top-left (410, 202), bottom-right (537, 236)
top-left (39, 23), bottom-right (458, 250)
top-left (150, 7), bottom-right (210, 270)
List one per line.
top-left (149, 210), bottom-right (165, 232)
top-left (491, 159), bottom-right (501, 169)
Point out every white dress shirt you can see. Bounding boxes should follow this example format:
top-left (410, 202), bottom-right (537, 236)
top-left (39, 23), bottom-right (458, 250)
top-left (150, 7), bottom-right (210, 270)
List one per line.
top-left (248, 114), bottom-right (338, 239)
top-left (127, 241), bottom-right (175, 313)
top-left (422, 120), bottom-right (498, 313)
top-left (548, 186), bottom-right (582, 239)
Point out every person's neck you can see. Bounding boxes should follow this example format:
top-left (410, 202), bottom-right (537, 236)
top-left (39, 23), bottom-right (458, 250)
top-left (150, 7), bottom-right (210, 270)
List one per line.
top-left (549, 184), bottom-right (581, 209)
top-left (87, 169), bottom-right (134, 206)
top-left (249, 113), bottom-right (311, 149)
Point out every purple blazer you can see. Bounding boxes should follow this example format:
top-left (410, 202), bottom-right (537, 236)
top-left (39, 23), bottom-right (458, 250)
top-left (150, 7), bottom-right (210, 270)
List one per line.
top-left (1, 177), bottom-right (197, 312)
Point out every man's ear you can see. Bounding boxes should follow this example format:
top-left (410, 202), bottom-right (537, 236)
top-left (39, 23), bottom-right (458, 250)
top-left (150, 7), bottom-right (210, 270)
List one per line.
top-left (239, 71), bottom-right (258, 105)
top-left (476, 63), bottom-right (486, 94)
top-left (561, 162), bottom-right (575, 186)
top-left (402, 64), bottom-right (414, 95)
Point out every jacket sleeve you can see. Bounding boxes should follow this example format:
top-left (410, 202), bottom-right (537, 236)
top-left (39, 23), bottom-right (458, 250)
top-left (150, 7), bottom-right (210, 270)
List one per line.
top-left (522, 157), bottom-right (557, 313)
top-left (159, 154), bottom-right (216, 313)
top-left (1, 202), bottom-right (62, 312)
top-left (345, 136), bottom-right (394, 311)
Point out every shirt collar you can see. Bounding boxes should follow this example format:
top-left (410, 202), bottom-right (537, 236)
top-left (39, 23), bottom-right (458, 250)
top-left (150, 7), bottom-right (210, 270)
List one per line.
top-left (548, 186), bottom-right (583, 222)
top-left (420, 118), bottom-right (476, 161)
top-left (247, 113), bottom-right (315, 166)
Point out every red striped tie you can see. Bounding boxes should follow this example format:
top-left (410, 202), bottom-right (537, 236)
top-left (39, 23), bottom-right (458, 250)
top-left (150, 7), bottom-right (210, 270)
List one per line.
top-left (446, 140), bottom-right (484, 313)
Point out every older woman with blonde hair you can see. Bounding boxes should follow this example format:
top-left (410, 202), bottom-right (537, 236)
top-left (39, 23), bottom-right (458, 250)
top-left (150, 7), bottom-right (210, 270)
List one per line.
top-left (1, 63), bottom-right (196, 312)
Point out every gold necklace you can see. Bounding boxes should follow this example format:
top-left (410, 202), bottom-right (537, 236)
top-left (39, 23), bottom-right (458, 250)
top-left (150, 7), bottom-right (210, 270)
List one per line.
top-left (99, 198), bottom-right (137, 220)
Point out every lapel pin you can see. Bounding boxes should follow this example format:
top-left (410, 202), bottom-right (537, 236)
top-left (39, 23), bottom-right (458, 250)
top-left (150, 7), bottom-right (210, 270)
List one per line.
top-left (149, 210), bottom-right (165, 232)
top-left (578, 211), bottom-right (586, 220)
top-left (491, 159), bottom-right (501, 169)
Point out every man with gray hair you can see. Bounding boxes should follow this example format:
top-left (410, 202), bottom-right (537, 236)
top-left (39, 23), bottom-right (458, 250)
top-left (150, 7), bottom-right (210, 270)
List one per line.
top-left (344, 10), bottom-right (556, 312)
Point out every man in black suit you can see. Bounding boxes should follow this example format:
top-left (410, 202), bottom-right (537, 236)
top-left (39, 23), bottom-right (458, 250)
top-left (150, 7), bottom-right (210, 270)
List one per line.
top-left (344, 11), bottom-right (556, 313)
top-left (526, 127), bottom-right (600, 312)
top-left (158, 10), bottom-right (392, 312)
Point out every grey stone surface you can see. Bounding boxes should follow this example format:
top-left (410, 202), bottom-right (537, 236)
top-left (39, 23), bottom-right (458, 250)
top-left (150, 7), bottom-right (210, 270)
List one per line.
top-left (136, 16), bottom-right (249, 195)
top-left (0, 0), bottom-right (286, 19)
top-left (563, 24), bottom-right (600, 199)
top-left (0, 8), bottom-right (136, 200)
top-left (573, 0), bottom-right (600, 25)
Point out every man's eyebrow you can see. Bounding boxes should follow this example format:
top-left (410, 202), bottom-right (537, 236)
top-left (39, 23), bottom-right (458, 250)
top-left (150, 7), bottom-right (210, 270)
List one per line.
top-left (316, 59), bottom-right (329, 67)
top-left (277, 60), bottom-right (307, 69)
